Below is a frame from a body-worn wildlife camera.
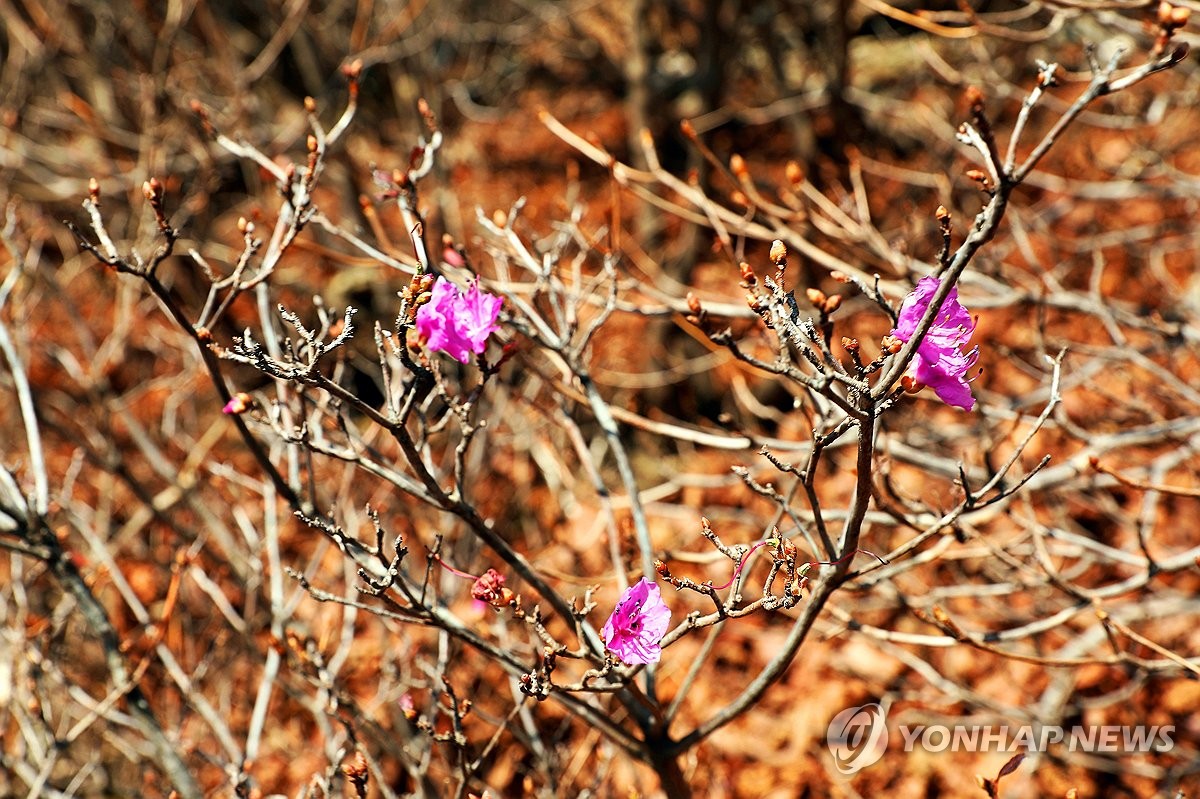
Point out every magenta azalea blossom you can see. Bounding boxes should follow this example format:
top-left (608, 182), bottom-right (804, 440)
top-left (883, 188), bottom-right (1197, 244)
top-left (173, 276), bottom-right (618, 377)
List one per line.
top-left (415, 277), bottom-right (502, 363)
top-left (890, 275), bottom-right (979, 411)
top-left (222, 392), bottom-right (251, 415)
top-left (601, 578), bottom-right (672, 665)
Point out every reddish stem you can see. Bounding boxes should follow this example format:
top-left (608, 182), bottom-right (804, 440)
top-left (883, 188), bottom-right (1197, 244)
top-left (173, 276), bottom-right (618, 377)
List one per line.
top-left (433, 554), bottom-right (477, 580)
top-left (712, 541), bottom-right (774, 590)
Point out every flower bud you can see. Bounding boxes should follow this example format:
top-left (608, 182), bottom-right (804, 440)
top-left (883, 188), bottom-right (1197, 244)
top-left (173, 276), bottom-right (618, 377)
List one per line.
top-left (823, 294), bottom-right (842, 313)
top-left (730, 153), bottom-right (748, 178)
top-left (686, 292), bottom-right (702, 315)
top-left (964, 85), bottom-right (984, 111)
top-left (769, 240), bottom-right (787, 264)
top-left (739, 261), bottom-right (756, 285)
top-left (900, 374), bottom-right (924, 394)
top-left (881, 334), bottom-right (904, 354)
top-left (965, 168), bottom-right (988, 185)
top-left (142, 178), bottom-right (162, 202)
top-left (805, 288), bottom-right (826, 307)
top-left (785, 161), bottom-right (804, 185)
top-left (841, 336), bottom-right (859, 351)
top-left (830, 270), bottom-right (850, 283)
top-left (342, 752), bottom-right (369, 797)
top-left (223, 392), bottom-right (253, 415)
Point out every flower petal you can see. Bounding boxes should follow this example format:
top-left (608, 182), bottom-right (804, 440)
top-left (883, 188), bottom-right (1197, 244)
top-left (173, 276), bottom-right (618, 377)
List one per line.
top-left (415, 276), bottom-right (503, 363)
top-left (602, 578), bottom-right (671, 665)
top-left (890, 276), bottom-right (977, 412)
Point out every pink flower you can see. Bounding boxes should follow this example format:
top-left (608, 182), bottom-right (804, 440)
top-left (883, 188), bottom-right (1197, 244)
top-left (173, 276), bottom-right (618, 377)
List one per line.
top-left (471, 568), bottom-right (514, 608)
top-left (601, 578), bottom-right (671, 665)
top-left (222, 392), bottom-right (252, 415)
top-left (890, 276), bottom-right (979, 411)
top-left (415, 277), bottom-right (502, 364)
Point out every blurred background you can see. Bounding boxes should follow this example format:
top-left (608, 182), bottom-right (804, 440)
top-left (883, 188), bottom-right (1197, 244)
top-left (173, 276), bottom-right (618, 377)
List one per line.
top-left (2, 1), bottom-right (1199, 796)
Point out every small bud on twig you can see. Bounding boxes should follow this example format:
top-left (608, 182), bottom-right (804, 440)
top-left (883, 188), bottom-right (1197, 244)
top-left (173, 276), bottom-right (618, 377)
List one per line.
top-left (769, 239), bottom-right (787, 267)
top-left (342, 58), bottom-right (363, 80)
top-left (342, 751), bottom-right (369, 799)
top-left (964, 85), bottom-right (985, 113)
top-left (785, 161), bottom-right (804, 185)
top-left (143, 178), bottom-right (162, 203)
top-left (223, 392), bottom-right (253, 415)
top-left (417, 97), bottom-right (438, 133)
top-left (805, 288), bottom-right (826, 308)
top-left (189, 99), bottom-right (214, 136)
top-left (965, 168), bottom-right (991, 189)
top-left (685, 290), bottom-right (706, 326)
top-left (342, 59), bottom-right (363, 101)
top-left (142, 178), bottom-right (171, 233)
top-left (936, 205), bottom-right (953, 265)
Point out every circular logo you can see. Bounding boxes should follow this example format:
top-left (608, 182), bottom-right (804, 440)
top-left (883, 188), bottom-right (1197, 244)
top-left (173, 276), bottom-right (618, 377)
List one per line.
top-left (827, 702), bottom-right (889, 774)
